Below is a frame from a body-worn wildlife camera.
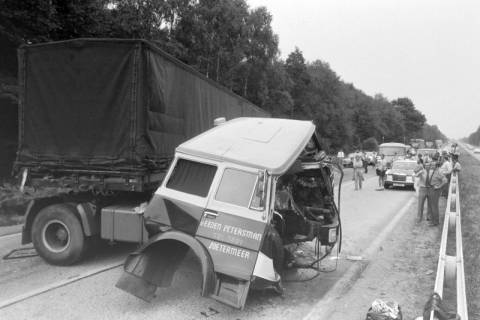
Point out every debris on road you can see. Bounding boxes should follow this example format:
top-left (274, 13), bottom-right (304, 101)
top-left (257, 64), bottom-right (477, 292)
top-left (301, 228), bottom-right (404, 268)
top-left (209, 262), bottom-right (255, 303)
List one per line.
top-left (2, 247), bottom-right (37, 260)
top-left (366, 299), bottom-right (402, 320)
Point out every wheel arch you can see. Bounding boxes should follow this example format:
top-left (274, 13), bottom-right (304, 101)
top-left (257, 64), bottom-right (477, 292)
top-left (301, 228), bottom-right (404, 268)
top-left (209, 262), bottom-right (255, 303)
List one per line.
top-left (117, 230), bottom-right (217, 301)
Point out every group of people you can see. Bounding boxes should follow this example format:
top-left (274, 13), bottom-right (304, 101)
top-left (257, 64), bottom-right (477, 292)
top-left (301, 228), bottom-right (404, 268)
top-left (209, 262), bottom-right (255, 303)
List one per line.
top-left (349, 151), bottom-right (388, 191)
top-left (415, 151), bottom-right (461, 226)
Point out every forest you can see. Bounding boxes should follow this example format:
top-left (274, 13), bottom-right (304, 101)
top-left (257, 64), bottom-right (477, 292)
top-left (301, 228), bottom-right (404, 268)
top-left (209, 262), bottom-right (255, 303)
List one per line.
top-left (0, 0), bottom-right (446, 158)
top-left (465, 126), bottom-right (480, 146)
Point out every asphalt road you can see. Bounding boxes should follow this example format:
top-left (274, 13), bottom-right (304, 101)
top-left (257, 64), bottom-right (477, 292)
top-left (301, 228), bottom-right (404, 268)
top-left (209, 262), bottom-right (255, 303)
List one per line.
top-left (0, 169), bottom-right (415, 320)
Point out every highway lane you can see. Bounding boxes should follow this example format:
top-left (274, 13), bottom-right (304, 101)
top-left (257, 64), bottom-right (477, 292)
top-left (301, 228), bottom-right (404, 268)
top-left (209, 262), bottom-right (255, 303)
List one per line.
top-left (0, 233), bottom-right (136, 305)
top-left (0, 172), bottom-right (415, 320)
top-left (458, 142), bottom-right (480, 162)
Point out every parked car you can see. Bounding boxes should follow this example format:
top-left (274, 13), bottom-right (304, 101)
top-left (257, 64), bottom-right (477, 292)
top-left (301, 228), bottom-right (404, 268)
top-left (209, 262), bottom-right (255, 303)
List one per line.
top-left (364, 152), bottom-right (376, 166)
top-left (474, 148), bottom-right (480, 154)
top-left (384, 159), bottom-right (418, 190)
top-left (342, 153), bottom-right (355, 167)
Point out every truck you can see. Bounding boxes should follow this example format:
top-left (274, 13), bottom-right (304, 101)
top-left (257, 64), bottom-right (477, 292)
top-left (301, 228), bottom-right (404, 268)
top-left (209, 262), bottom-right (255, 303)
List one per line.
top-left (15, 39), bottom-right (342, 309)
top-left (409, 138), bottom-right (425, 149)
top-left (15, 38), bottom-right (267, 264)
top-left (378, 142), bottom-right (409, 166)
top-left (425, 141), bottom-right (434, 148)
top-left (434, 139), bottom-right (443, 149)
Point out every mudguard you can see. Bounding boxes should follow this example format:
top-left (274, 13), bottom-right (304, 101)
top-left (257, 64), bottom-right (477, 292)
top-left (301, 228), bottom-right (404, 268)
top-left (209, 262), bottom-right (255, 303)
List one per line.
top-left (116, 230), bottom-right (216, 302)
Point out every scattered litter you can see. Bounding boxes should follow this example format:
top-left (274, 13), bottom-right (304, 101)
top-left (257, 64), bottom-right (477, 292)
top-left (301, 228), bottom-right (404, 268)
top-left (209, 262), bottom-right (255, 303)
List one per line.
top-left (366, 299), bottom-right (402, 320)
top-left (3, 247), bottom-right (38, 260)
top-left (425, 269), bottom-right (434, 275)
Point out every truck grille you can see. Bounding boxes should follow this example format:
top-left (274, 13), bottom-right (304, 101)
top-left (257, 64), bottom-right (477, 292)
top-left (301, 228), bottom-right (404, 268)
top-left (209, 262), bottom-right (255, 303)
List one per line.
top-left (393, 174), bottom-right (406, 182)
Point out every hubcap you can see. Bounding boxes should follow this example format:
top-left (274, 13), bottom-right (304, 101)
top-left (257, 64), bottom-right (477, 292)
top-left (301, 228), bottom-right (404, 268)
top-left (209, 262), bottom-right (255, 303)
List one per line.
top-left (42, 220), bottom-right (71, 253)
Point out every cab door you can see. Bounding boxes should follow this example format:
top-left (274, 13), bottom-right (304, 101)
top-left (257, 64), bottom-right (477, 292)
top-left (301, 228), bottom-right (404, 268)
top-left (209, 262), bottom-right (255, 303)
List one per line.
top-left (195, 164), bottom-right (270, 308)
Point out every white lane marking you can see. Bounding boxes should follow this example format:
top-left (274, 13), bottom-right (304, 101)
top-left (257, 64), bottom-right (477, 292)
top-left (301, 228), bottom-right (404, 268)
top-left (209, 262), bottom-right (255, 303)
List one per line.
top-left (0, 261), bottom-right (124, 310)
top-left (303, 195), bottom-right (416, 320)
top-left (0, 232), bottom-right (21, 242)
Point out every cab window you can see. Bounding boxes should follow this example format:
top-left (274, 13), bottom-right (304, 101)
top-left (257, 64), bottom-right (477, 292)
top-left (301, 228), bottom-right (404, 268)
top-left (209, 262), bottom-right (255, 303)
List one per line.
top-left (166, 158), bottom-right (217, 197)
top-left (215, 168), bottom-right (257, 207)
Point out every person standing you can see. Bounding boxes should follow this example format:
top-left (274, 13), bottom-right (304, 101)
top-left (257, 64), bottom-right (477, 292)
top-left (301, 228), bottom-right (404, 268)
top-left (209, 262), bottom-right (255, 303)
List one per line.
top-left (452, 153), bottom-right (462, 174)
top-left (414, 164), bottom-right (428, 223)
top-left (375, 154), bottom-right (387, 190)
top-left (440, 152), bottom-right (452, 197)
top-left (417, 153), bottom-right (424, 166)
top-left (425, 155), bottom-right (447, 226)
top-left (362, 152), bottom-right (369, 173)
top-left (337, 150), bottom-right (345, 167)
top-left (353, 153), bottom-right (364, 190)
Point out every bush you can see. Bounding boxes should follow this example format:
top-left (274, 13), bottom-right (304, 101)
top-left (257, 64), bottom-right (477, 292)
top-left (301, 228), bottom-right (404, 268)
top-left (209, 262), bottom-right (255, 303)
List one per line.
top-left (363, 137), bottom-right (379, 151)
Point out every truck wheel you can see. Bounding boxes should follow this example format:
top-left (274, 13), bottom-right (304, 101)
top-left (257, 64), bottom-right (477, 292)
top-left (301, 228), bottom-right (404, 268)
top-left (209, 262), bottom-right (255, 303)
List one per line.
top-left (32, 204), bottom-right (86, 265)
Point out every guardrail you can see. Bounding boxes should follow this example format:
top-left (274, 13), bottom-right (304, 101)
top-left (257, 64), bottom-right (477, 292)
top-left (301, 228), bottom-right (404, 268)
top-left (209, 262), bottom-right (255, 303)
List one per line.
top-left (429, 172), bottom-right (468, 320)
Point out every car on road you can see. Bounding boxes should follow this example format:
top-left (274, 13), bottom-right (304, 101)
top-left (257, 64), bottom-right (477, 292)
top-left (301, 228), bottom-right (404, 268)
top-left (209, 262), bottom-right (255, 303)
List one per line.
top-left (474, 148), bottom-right (480, 154)
top-left (364, 151), bottom-right (376, 166)
top-left (342, 153), bottom-right (355, 167)
top-left (384, 159), bottom-right (418, 190)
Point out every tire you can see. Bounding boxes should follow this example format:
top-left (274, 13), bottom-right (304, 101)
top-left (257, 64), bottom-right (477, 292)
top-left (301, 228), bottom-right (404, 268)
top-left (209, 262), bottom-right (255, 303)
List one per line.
top-left (32, 204), bottom-right (86, 265)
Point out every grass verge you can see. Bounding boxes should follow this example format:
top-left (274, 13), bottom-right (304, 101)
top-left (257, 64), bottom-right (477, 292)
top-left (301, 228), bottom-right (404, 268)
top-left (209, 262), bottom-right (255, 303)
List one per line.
top-left (457, 147), bottom-right (480, 319)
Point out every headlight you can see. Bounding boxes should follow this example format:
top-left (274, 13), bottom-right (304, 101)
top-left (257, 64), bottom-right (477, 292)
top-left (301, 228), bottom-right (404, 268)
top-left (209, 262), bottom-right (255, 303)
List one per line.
top-left (386, 174), bottom-right (393, 181)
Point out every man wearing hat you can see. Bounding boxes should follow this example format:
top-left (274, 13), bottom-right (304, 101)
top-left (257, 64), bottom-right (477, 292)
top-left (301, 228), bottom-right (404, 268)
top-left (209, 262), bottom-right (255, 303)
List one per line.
top-left (424, 153), bottom-right (448, 226)
top-left (440, 151), bottom-right (452, 197)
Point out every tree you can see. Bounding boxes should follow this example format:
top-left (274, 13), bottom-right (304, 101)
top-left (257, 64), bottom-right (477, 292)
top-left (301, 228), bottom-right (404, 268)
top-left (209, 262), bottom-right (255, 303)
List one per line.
top-left (391, 97), bottom-right (426, 140)
top-left (285, 47), bottom-right (310, 117)
top-left (363, 137), bottom-right (379, 151)
top-left (263, 60), bottom-right (293, 116)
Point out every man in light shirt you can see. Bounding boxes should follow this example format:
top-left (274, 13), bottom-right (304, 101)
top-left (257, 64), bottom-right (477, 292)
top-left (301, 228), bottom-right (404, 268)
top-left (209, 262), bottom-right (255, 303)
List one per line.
top-left (414, 164), bottom-right (428, 223)
top-left (440, 152), bottom-right (452, 197)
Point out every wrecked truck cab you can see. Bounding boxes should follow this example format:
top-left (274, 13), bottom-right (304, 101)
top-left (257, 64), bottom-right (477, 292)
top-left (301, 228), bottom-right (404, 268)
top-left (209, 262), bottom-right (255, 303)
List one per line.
top-left (116, 117), bottom-right (342, 309)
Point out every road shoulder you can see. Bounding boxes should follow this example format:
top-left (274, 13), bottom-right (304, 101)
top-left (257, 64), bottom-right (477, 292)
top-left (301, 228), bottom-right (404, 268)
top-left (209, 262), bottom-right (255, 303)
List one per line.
top-left (305, 194), bottom-right (444, 320)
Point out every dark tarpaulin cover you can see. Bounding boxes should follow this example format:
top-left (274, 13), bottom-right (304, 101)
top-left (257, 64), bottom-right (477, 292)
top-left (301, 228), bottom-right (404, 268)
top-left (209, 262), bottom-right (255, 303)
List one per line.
top-left (16, 39), bottom-right (268, 172)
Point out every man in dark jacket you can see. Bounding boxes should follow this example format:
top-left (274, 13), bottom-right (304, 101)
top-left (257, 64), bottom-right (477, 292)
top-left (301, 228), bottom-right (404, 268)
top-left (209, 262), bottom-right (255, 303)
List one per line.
top-left (425, 154), bottom-right (448, 226)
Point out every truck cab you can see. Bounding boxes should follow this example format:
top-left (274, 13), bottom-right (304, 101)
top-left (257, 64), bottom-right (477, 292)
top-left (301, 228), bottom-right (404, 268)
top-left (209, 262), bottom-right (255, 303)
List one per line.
top-left (116, 117), bottom-right (342, 308)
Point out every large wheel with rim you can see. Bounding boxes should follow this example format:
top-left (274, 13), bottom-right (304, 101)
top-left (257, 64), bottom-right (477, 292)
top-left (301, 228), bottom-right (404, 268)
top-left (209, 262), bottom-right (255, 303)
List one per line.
top-left (32, 204), bottom-right (86, 265)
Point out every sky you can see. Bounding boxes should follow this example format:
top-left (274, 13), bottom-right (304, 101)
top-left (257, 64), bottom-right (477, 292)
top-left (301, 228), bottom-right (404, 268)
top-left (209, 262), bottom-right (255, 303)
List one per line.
top-left (247, 0), bottom-right (480, 139)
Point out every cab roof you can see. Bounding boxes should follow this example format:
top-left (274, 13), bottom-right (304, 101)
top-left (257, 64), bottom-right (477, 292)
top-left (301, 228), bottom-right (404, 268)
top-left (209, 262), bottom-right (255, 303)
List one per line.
top-left (176, 117), bottom-right (316, 175)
